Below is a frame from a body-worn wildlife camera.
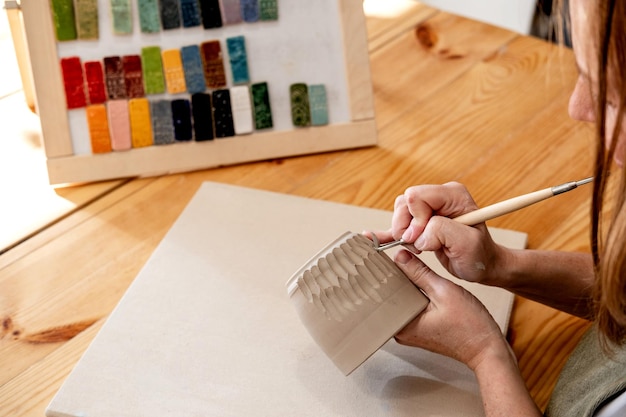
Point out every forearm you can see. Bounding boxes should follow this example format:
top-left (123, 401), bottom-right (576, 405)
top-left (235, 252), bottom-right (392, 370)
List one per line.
top-left (471, 340), bottom-right (542, 417)
top-left (494, 248), bottom-right (595, 318)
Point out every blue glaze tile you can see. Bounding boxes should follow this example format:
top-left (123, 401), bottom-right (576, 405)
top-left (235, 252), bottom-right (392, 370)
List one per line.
top-left (240, 0), bottom-right (258, 22)
top-left (180, 0), bottom-right (202, 27)
top-left (181, 45), bottom-right (207, 94)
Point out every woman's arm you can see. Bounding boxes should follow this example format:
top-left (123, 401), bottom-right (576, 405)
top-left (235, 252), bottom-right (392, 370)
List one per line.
top-left (393, 250), bottom-right (542, 417)
top-left (382, 182), bottom-right (596, 318)
top-left (496, 248), bottom-right (595, 318)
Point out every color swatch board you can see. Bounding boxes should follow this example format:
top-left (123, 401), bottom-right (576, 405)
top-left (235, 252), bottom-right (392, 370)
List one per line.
top-left (46, 182), bottom-right (527, 417)
top-left (21, 0), bottom-right (376, 185)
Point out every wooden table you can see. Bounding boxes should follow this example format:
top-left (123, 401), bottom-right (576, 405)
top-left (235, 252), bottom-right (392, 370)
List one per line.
top-left (0, 2), bottom-right (594, 415)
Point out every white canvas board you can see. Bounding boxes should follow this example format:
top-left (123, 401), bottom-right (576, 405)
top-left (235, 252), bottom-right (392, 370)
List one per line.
top-left (46, 182), bottom-right (527, 417)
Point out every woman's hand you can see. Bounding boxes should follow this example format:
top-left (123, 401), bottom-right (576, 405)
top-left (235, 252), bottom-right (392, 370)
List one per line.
top-left (374, 182), bottom-right (512, 286)
top-left (393, 249), bottom-right (512, 371)
top-left (394, 249), bottom-right (542, 416)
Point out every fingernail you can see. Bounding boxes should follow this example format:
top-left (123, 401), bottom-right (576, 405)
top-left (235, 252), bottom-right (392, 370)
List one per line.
top-left (414, 234), bottom-right (425, 249)
top-left (401, 228), bottom-right (413, 242)
top-left (396, 250), bottom-right (412, 265)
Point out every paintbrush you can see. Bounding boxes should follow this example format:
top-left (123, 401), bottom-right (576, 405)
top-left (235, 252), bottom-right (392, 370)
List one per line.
top-left (376, 177), bottom-right (593, 252)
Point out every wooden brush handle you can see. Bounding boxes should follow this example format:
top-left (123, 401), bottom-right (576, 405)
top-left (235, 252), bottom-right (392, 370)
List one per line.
top-left (453, 187), bottom-right (554, 226)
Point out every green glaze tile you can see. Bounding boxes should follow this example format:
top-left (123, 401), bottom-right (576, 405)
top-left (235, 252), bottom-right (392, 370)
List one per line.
top-left (141, 46), bottom-right (165, 94)
top-left (290, 83), bottom-right (310, 127)
top-left (259, 0), bottom-right (278, 21)
top-left (50, 0), bottom-right (77, 41)
top-left (75, 0), bottom-right (99, 39)
top-left (251, 82), bottom-right (273, 130)
top-left (111, 0), bottom-right (133, 34)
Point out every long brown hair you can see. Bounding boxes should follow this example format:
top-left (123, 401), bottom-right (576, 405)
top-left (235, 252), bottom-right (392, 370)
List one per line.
top-left (591, 0), bottom-right (626, 347)
top-left (554, 0), bottom-right (626, 346)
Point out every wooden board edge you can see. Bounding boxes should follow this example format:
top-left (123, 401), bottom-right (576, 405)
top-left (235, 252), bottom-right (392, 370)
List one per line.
top-left (338, 0), bottom-right (376, 122)
top-left (20, 0), bottom-right (73, 158)
top-left (46, 119), bottom-right (378, 185)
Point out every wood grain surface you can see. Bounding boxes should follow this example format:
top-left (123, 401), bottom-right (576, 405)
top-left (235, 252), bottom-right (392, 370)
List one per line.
top-left (0, 3), bottom-right (594, 416)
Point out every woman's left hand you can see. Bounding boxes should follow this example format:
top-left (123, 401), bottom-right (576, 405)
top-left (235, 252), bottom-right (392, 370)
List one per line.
top-left (393, 249), bottom-right (512, 371)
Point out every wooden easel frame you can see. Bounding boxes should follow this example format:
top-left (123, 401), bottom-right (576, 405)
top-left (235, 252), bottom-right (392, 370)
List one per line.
top-left (20, 0), bottom-right (376, 185)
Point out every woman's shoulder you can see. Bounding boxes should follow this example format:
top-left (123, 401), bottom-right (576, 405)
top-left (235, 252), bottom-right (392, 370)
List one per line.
top-left (544, 325), bottom-right (626, 417)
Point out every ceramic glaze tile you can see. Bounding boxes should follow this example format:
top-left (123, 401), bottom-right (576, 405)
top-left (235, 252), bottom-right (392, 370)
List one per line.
top-left (308, 84), bottom-right (328, 126)
top-left (129, 98), bottom-right (154, 147)
top-left (191, 93), bottom-right (214, 141)
top-left (219, 0), bottom-right (242, 24)
top-left (240, 0), bottom-right (258, 22)
top-left (199, 0), bottom-right (223, 28)
top-left (251, 82), bottom-right (272, 130)
top-left (110, 0), bottom-right (133, 34)
top-left (181, 45), bottom-right (206, 94)
top-left (75, 0), bottom-right (99, 39)
top-left (122, 55), bottom-right (145, 98)
top-left (259, 0), bottom-right (278, 21)
top-left (171, 99), bottom-right (193, 141)
top-left (162, 49), bottom-right (187, 94)
top-left (104, 56), bottom-right (126, 100)
top-left (84, 61), bottom-right (107, 104)
top-left (160, 0), bottom-right (182, 29)
top-left (226, 36), bottom-right (250, 84)
top-left (107, 99), bottom-right (132, 150)
top-left (290, 83), bottom-right (310, 127)
top-left (138, 0), bottom-right (161, 33)
top-left (141, 46), bottom-right (166, 95)
top-left (200, 41), bottom-right (226, 89)
top-left (231, 85), bottom-right (253, 135)
top-left (212, 89), bottom-right (234, 138)
top-left (179, 0), bottom-right (202, 27)
top-left (86, 104), bottom-right (112, 153)
top-left (60, 57), bottom-right (87, 109)
top-left (150, 100), bottom-right (175, 145)
top-left (50, 0), bottom-right (77, 41)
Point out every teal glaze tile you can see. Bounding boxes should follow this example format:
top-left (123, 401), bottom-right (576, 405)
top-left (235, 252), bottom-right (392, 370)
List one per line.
top-left (138, 0), bottom-right (161, 33)
top-left (226, 36), bottom-right (250, 84)
top-left (308, 84), bottom-right (328, 126)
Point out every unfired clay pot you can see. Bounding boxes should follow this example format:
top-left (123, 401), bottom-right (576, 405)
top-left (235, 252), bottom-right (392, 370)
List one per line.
top-left (286, 232), bottom-right (429, 375)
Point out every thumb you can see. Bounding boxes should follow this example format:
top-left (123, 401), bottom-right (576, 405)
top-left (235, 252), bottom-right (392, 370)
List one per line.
top-left (394, 249), bottom-right (441, 296)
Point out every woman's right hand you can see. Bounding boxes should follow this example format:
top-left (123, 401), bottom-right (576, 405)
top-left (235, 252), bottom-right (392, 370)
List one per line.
top-left (390, 182), bottom-right (512, 286)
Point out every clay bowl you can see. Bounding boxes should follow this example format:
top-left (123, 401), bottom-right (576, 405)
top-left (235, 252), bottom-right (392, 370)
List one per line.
top-left (286, 232), bottom-right (429, 375)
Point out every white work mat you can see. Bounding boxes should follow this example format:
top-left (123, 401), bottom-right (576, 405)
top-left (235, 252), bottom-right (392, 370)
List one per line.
top-left (46, 181), bottom-right (526, 417)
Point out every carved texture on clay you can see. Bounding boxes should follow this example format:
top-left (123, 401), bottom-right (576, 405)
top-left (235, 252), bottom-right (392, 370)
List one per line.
top-left (295, 234), bottom-right (397, 322)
